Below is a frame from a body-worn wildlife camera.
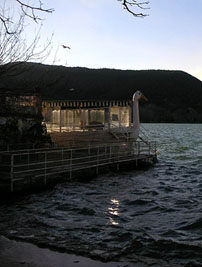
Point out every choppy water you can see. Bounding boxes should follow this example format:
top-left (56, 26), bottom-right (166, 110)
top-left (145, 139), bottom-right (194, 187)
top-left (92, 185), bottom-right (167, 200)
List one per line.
top-left (1, 124), bottom-right (202, 266)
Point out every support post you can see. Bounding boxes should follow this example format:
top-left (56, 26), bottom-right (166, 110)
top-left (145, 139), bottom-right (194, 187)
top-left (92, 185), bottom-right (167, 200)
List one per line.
top-left (119, 107), bottom-right (121, 128)
top-left (73, 111), bottom-right (75, 131)
top-left (59, 109), bottom-right (62, 133)
top-left (108, 107), bottom-right (111, 130)
top-left (81, 109), bottom-right (85, 131)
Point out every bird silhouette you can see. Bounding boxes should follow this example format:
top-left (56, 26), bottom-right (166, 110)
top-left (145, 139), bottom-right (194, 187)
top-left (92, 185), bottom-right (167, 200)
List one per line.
top-left (62, 45), bottom-right (71, 49)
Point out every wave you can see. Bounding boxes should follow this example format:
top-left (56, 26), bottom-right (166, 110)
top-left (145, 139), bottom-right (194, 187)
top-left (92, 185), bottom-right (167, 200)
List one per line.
top-left (178, 218), bottom-right (202, 231)
top-left (121, 235), bottom-right (202, 264)
top-left (123, 199), bottom-right (155, 206)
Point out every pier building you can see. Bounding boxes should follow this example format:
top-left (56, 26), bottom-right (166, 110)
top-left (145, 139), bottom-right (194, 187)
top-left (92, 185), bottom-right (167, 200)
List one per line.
top-left (0, 89), bottom-right (157, 193)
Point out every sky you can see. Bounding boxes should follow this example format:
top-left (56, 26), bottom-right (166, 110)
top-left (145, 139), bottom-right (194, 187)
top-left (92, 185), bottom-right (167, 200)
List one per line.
top-left (13, 0), bottom-right (202, 80)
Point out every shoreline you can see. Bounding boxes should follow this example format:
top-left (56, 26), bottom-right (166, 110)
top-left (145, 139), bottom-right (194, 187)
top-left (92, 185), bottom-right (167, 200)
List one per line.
top-left (0, 235), bottom-right (139, 267)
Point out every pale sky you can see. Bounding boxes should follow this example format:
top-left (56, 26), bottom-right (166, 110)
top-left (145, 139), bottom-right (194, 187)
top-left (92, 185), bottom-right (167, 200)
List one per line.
top-left (16, 0), bottom-right (202, 80)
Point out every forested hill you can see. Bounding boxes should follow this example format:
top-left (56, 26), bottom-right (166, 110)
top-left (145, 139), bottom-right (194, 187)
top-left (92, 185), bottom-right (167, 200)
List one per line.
top-left (1, 62), bottom-right (202, 123)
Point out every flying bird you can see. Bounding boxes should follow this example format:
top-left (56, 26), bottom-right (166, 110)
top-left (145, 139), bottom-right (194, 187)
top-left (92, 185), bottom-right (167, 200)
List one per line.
top-left (62, 45), bottom-right (71, 49)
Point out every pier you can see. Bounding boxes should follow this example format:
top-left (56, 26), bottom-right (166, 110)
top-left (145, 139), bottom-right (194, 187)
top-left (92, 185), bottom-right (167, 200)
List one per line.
top-left (0, 141), bottom-right (157, 192)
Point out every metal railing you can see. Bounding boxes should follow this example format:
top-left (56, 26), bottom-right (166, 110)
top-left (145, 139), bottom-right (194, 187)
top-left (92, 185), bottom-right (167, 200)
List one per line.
top-left (0, 142), bottom-right (54, 153)
top-left (0, 141), bottom-right (157, 192)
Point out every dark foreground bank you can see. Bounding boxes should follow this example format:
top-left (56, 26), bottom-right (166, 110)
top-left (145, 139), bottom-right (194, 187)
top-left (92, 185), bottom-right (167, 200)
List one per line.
top-left (0, 236), bottom-right (143, 267)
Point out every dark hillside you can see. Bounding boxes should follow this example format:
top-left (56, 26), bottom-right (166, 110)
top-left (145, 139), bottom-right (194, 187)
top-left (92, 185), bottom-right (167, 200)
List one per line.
top-left (1, 62), bottom-right (202, 123)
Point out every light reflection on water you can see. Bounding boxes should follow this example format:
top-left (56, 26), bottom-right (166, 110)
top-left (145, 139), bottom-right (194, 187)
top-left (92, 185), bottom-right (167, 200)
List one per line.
top-left (108, 198), bottom-right (120, 225)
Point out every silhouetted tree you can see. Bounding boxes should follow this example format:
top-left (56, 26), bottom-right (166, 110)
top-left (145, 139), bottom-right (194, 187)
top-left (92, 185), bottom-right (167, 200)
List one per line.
top-left (119, 0), bottom-right (150, 17)
top-left (0, 0), bottom-right (54, 77)
top-left (0, 0), bottom-right (54, 35)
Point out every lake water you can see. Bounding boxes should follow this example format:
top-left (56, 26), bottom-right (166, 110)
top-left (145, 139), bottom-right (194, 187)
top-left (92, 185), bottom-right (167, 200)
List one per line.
top-left (1, 124), bottom-right (202, 266)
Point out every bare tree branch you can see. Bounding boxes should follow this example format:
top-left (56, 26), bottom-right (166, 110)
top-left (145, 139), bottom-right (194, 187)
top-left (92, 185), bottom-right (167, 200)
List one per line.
top-left (16, 0), bottom-right (54, 23)
top-left (0, 0), bottom-right (54, 35)
top-left (0, 1), bottom-right (53, 78)
top-left (0, 15), bottom-right (15, 35)
top-left (119, 0), bottom-right (150, 17)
